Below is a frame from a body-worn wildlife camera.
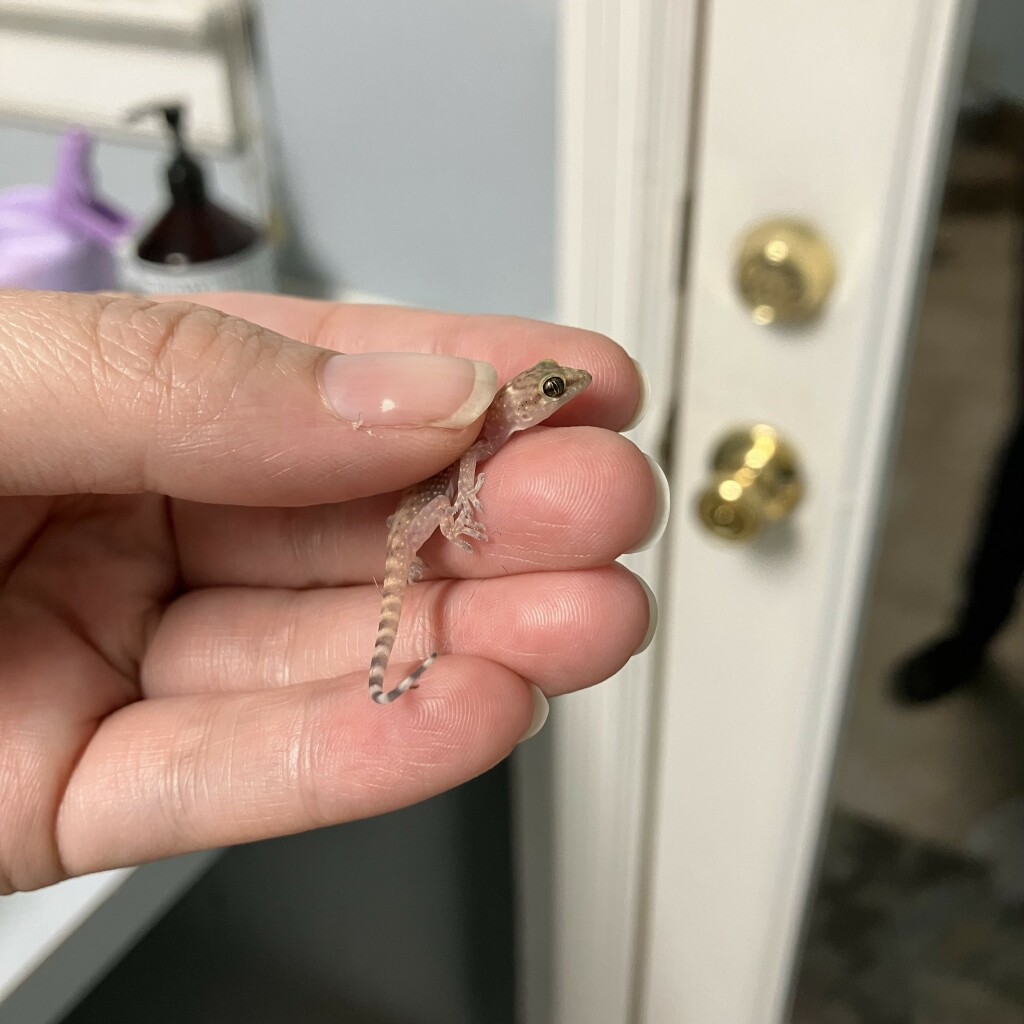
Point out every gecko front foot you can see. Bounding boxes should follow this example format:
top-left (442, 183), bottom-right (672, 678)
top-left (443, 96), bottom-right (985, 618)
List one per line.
top-left (454, 501), bottom-right (489, 540)
top-left (441, 508), bottom-right (488, 551)
top-left (456, 472), bottom-right (486, 518)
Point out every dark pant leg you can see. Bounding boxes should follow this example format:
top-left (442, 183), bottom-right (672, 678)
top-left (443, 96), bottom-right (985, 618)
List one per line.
top-left (954, 413), bottom-right (1024, 650)
top-left (954, 196), bottom-right (1024, 651)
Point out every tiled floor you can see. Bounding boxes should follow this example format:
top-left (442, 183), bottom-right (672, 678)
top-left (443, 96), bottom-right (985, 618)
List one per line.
top-left (792, 812), bottom-right (1024, 1024)
top-left (792, 159), bottom-right (1024, 1021)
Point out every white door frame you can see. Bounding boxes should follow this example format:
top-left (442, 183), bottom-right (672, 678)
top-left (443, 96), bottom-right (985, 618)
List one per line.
top-left (514, 2), bottom-right (699, 1022)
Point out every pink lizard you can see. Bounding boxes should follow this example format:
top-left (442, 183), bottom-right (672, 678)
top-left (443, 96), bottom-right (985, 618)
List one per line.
top-left (369, 359), bottom-right (592, 704)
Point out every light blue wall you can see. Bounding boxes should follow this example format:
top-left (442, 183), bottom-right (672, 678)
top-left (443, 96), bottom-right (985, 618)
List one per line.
top-left (0, 0), bottom-right (558, 318)
top-left (258, 0), bottom-right (558, 316)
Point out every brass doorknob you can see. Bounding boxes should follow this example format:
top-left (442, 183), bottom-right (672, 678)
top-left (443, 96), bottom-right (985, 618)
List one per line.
top-left (696, 425), bottom-right (804, 542)
top-left (734, 218), bottom-right (835, 325)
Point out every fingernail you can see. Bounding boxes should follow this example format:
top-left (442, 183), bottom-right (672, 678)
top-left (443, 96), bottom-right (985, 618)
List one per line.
top-left (320, 353), bottom-right (498, 428)
top-left (622, 357), bottom-right (651, 431)
top-left (629, 571), bottom-right (659, 656)
top-left (625, 453), bottom-right (671, 553)
top-left (519, 685), bottom-right (550, 743)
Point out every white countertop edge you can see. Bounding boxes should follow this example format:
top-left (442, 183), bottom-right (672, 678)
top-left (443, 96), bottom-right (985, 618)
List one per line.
top-left (0, 869), bottom-right (134, 999)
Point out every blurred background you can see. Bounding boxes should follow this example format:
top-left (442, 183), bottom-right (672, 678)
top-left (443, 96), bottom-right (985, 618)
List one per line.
top-left (787, 5), bottom-right (1024, 1019)
top-left (0, 1), bottom-right (1022, 1023)
top-left (0, 0), bottom-right (558, 313)
top-left (790, 88), bottom-right (1024, 1024)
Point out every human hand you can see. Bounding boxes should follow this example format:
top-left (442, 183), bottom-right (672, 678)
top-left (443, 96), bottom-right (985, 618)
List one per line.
top-left (0, 290), bottom-right (660, 892)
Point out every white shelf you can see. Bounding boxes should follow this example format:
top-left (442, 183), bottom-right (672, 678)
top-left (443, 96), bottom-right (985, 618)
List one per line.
top-left (0, 0), bottom-right (249, 152)
top-left (0, 854), bottom-right (218, 1023)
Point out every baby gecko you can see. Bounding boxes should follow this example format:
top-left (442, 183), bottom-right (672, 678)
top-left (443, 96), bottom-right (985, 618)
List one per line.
top-left (369, 359), bottom-right (592, 704)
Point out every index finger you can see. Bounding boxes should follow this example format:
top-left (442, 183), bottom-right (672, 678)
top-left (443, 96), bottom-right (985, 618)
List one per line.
top-left (185, 293), bottom-right (645, 432)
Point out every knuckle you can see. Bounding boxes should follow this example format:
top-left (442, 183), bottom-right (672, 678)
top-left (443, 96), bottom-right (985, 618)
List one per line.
top-left (294, 693), bottom-right (336, 827)
top-left (0, 293), bottom-right (278, 425)
top-left (95, 298), bottom-right (277, 430)
top-left (160, 699), bottom-right (221, 840)
top-left (285, 504), bottom-right (332, 586)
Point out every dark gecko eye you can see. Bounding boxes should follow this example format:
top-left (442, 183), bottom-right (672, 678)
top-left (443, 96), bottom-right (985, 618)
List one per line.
top-left (542, 375), bottom-right (566, 398)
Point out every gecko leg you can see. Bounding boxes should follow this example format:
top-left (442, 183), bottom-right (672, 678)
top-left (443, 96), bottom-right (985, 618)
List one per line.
top-left (448, 471), bottom-right (489, 545)
top-left (440, 514), bottom-right (475, 552)
top-left (440, 501), bottom-right (490, 550)
top-left (455, 507), bottom-right (489, 542)
top-left (454, 471), bottom-right (486, 518)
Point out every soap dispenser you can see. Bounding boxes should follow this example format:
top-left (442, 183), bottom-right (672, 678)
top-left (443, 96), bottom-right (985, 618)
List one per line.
top-left (120, 102), bottom-right (277, 294)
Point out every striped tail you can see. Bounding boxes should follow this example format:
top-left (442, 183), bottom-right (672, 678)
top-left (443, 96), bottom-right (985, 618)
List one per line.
top-left (368, 561), bottom-right (438, 704)
top-left (369, 651), bottom-right (438, 705)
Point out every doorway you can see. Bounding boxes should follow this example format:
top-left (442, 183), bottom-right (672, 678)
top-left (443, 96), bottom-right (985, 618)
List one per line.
top-left (790, 85), bottom-right (1024, 1024)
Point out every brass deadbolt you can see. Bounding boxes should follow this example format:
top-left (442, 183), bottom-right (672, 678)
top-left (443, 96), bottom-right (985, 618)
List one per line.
top-left (696, 425), bottom-right (804, 542)
top-left (735, 218), bottom-right (835, 325)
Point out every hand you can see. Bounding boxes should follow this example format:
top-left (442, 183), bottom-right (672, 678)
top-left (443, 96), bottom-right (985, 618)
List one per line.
top-left (0, 290), bottom-right (658, 892)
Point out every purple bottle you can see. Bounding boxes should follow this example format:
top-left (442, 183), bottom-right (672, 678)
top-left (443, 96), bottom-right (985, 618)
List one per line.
top-left (0, 129), bottom-right (132, 291)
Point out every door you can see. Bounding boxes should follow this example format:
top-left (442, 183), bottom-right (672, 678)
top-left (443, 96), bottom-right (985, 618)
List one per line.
top-left (638, 3), bottom-right (974, 1023)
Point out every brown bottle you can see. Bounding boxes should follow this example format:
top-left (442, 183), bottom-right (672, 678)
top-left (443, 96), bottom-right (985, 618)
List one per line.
top-left (120, 102), bottom-right (276, 294)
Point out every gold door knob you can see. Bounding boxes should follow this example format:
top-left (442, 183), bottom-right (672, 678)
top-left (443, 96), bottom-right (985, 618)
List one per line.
top-left (734, 218), bottom-right (835, 325)
top-left (697, 425), bottom-right (804, 542)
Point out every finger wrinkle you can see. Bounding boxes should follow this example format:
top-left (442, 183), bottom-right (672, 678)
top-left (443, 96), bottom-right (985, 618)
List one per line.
top-left (157, 699), bottom-right (225, 844)
top-left (286, 505), bottom-right (330, 585)
top-left (140, 306), bottom-right (239, 426)
top-left (112, 301), bottom-right (272, 436)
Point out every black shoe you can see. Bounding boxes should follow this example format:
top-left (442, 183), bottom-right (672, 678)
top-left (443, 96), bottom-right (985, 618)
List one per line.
top-left (891, 634), bottom-right (985, 704)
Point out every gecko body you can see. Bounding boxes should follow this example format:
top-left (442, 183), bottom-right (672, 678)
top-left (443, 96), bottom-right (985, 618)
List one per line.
top-left (369, 359), bottom-right (592, 704)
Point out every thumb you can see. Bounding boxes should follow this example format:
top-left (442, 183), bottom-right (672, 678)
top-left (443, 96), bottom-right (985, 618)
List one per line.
top-left (0, 291), bottom-right (497, 505)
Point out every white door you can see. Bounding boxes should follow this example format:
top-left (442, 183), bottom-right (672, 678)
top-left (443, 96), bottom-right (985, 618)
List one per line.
top-left (640, 3), bottom-right (974, 1023)
top-left (546, 2), bottom-right (975, 1023)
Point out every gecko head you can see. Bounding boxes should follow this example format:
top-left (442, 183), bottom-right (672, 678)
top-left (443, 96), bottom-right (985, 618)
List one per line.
top-left (504, 359), bottom-right (592, 425)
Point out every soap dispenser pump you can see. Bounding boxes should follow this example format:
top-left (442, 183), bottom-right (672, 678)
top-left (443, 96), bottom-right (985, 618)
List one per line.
top-left (120, 101), bottom-right (276, 294)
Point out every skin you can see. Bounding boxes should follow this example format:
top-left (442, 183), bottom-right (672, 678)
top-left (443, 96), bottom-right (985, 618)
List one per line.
top-left (0, 290), bottom-right (656, 893)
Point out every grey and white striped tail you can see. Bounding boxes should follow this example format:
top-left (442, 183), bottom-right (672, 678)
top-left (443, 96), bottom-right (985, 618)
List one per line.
top-left (368, 573), bottom-right (438, 704)
top-left (369, 651), bottom-right (438, 705)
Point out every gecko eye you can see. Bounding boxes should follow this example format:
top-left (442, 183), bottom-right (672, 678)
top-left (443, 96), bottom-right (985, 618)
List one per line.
top-left (542, 375), bottom-right (566, 398)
